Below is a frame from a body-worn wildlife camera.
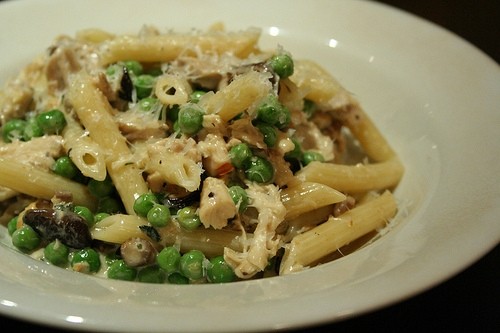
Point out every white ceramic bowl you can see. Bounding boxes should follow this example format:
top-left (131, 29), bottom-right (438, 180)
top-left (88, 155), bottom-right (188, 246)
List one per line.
top-left (0, 0), bottom-right (498, 332)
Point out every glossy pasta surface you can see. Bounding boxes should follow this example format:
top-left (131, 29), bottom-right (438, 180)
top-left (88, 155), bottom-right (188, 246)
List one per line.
top-left (0, 24), bottom-right (403, 283)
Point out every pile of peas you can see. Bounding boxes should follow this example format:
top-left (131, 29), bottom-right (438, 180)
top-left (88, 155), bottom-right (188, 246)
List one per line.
top-left (8, 189), bottom-right (237, 284)
top-left (2, 108), bottom-right (67, 143)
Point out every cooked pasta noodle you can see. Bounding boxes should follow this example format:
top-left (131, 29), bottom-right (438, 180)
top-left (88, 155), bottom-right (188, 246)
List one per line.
top-left (66, 73), bottom-right (149, 215)
top-left (62, 112), bottom-right (107, 181)
top-left (0, 24), bottom-right (403, 284)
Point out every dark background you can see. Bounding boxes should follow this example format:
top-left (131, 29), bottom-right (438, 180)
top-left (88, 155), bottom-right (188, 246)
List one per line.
top-left (0, 0), bottom-right (498, 332)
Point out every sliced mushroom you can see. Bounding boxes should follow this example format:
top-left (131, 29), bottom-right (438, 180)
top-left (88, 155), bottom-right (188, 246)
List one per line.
top-left (23, 208), bottom-right (92, 248)
top-left (120, 237), bottom-right (157, 267)
top-left (162, 190), bottom-right (200, 210)
top-left (118, 67), bottom-right (133, 102)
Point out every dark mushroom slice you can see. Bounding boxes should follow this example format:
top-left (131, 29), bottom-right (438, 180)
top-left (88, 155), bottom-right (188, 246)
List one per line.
top-left (23, 208), bottom-right (92, 249)
top-left (162, 190), bottom-right (200, 210)
top-left (118, 66), bottom-right (133, 102)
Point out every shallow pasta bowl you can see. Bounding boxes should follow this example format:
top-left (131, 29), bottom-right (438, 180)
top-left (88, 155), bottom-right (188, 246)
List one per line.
top-left (0, 0), bottom-right (499, 332)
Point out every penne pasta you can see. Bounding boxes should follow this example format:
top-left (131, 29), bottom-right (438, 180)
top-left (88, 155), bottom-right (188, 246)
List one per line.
top-left (155, 74), bottom-right (192, 106)
top-left (62, 112), bottom-right (107, 181)
top-left (0, 158), bottom-right (97, 210)
top-left (66, 73), bottom-right (149, 214)
top-left (99, 27), bottom-right (261, 65)
top-left (0, 24), bottom-right (404, 284)
top-left (279, 190), bottom-right (397, 274)
top-left (296, 157), bottom-right (404, 194)
top-left (91, 214), bottom-right (148, 244)
top-left (280, 181), bottom-right (346, 220)
top-left (200, 70), bottom-right (273, 122)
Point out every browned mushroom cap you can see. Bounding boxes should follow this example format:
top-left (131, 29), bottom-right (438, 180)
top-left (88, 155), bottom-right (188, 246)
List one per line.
top-left (23, 208), bottom-right (92, 248)
top-left (120, 237), bottom-right (157, 267)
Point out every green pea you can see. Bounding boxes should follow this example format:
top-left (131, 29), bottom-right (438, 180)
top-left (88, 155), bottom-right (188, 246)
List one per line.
top-left (178, 103), bottom-right (204, 135)
top-left (138, 97), bottom-right (159, 112)
top-left (88, 176), bottom-right (115, 198)
top-left (105, 63), bottom-right (122, 76)
top-left (7, 216), bottom-right (18, 235)
top-left (180, 216), bottom-right (201, 231)
top-left (244, 156), bottom-right (274, 183)
top-left (206, 255), bottom-right (236, 283)
top-left (157, 246), bottom-right (181, 274)
top-left (268, 53), bottom-right (294, 78)
top-left (2, 119), bottom-right (26, 143)
top-left (133, 192), bottom-right (159, 217)
top-left (137, 265), bottom-right (166, 284)
top-left (276, 105), bottom-right (291, 129)
top-left (36, 109), bottom-right (67, 135)
top-left (190, 90), bottom-right (206, 103)
top-left (123, 60), bottom-right (143, 76)
top-left (107, 259), bottom-right (137, 281)
top-left (301, 151), bottom-right (325, 166)
top-left (133, 74), bottom-right (155, 99)
top-left (52, 156), bottom-right (78, 179)
top-left (256, 95), bottom-right (291, 129)
top-left (71, 248), bottom-right (101, 273)
top-left (179, 250), bottom-right (205, 280)
top-left (302, 99), bottom-right (316, 119)
top-left (94, 212), bottom-right (110, 223)
top-left (228, 186), bottom-right (249, 212)
top-left (22, 117), bottom-right (44, 141)
top-left (177, 206), bottom-right (197, 219)
top-left (167, 272), bottom-right (189, 284)
top-left (11, 225), bottom-right (40, 252)
top-left (255, 122), bottom-right (277, 147)
top-left (147, 204), bottom-right (171, 227)
top-left (44, 239), bottom-right (69, 266)
top-left (74, 206), bottom-right (95, 227)
top-left (98, 196), bottom-right (123, 214)
top-left (229, 143), bottom-right (253, 169)
top-left (177, 207), bottom-right (201, 230)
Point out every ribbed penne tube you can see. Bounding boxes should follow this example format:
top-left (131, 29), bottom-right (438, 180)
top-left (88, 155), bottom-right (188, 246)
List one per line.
top-left (145, 147), bottom-right (203, 193)
top-left (66, 72), bottom-right (149, 214)
top-left (158, 223), bottom-right (245, 258)
top-left (91, 214), bottom-right (148, 244)
top-left (296, 158), bottom-right (404, 194)
top-left (291, 59), bottom-right (354, 110)
top-left (280, 190), bottom-right (397, 275)
top-left (340, 105), bottom-right (396, 162)
top-left (63, 113), bottom-right (107, 181)
top-left (0, 158), bottom-right (97, 211)
top-left (283, 205), bottom-right (334, 243)
top-left (292, 60), bottom-right (396, 163)
top-left (155, 74), bottom-right (192, 106)
top-left (91, 213), bottom-right (246, 258)
top-left (99, 28), bottom-right (261, 65)
top-left (200, 70), bottom-right (272, 121)
top-left (280, 181), bottom-right (346, 220)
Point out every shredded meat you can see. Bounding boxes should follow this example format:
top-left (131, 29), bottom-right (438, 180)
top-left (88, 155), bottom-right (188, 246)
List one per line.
top-left (199, 177), bottom-right (236, 229)
top-left (115, 110), bottom-right (168, 142)
top-left (224, 182), bottom-right (286, 278)
top-left (228, 118), bottom-right (265, 149)
top-left (197, 133), bottom-right (230, 177)
top-left (266, 150), bottom-right (295, 188)
top-left (0, 57), bottom-right (45, 125)
top-left (0, 135), bottom-right (63, 170)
